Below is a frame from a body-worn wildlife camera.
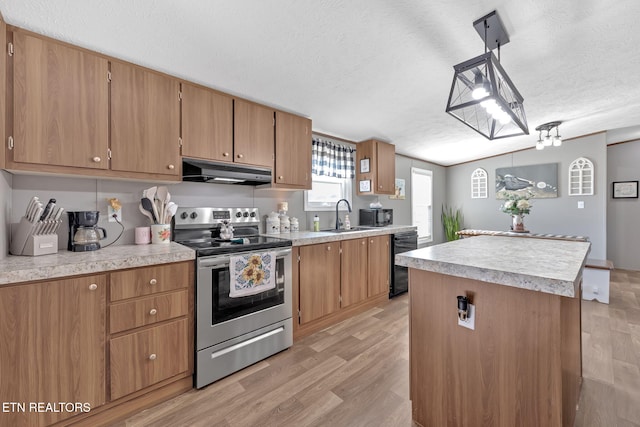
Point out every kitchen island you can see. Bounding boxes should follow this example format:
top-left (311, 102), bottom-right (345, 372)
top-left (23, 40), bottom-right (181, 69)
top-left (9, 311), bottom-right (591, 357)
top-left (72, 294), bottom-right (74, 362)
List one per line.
top-left (396, 235), bottom-right (590, 427)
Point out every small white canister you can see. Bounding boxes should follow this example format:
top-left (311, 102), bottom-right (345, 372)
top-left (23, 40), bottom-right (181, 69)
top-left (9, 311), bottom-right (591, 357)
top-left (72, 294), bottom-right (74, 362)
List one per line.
top-left (290, 217), bottom-right (299, 232)
top-left (280, 214), bottom-right (290, 233)
top-left (266, 212), bottom-right (280, 234)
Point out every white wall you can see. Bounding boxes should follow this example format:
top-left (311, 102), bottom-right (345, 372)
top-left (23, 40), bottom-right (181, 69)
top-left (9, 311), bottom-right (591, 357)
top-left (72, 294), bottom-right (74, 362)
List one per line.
top-left (446, 133), bottom-right (608, 259)
top-left (606, 139), bottom-right (640, 270)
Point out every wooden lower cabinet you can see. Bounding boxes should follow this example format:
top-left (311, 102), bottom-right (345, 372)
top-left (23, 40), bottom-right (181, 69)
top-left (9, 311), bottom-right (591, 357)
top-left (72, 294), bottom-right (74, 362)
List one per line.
top-left (340, 238), bottom-right (368, 307)
top-left (299, 242), bottom-right (341, 324)
top-left (0, 261), bottom-right (194, 427)
top-left (367, 235), bottom-right (390, 297)
top-left (110, 318), bottom-right (190, 400)
top-left (295, 235), bottom-right (391, 339)
top-left (0, 275), bottom-right (106, 427)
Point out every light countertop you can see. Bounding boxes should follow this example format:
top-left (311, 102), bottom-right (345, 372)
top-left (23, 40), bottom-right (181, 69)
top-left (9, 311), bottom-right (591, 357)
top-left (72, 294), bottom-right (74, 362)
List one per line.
top-left (269, 225), bottom-right (417, 246)
top-left (0, 242), bottom-right (195, 286)
top-left (395, 235), bottom-right (591, 297)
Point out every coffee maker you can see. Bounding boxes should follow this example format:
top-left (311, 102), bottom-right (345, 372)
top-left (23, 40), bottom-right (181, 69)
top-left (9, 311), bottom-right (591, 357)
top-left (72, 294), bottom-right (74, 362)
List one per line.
top-left (68, 211), bottom-right (108, 252)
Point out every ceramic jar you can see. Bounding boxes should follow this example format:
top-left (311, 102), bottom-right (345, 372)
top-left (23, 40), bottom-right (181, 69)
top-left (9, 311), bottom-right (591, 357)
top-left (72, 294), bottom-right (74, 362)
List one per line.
top-left (280, 215), bottom-right (290, 233)
top-left (266, 212), bottom-right (280, 234)
top-left (290, 217), bottom-right (299, 232)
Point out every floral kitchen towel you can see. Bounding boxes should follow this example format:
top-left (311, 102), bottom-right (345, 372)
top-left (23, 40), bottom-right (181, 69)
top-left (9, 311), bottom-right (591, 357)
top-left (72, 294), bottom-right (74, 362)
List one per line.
top-left (229, 252), bottom-right (276, 298)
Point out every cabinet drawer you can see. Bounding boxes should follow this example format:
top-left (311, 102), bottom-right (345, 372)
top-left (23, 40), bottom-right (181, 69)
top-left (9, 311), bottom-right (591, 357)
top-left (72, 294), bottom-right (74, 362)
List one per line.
top-left (109, 289), bottom-right (188, 334)
top-left (110, 262), bottom-right (190, 301)
top-left (110, 318), bottom-right (189, 400)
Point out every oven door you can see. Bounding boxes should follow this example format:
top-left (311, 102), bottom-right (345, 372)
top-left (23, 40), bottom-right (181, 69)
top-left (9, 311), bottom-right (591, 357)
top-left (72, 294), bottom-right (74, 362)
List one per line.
top-left (196, 247), bottom-right (292, 351)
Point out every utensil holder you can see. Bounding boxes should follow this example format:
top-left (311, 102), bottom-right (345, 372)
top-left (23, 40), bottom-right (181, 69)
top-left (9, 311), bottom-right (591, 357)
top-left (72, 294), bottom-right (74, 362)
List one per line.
top-left (10, 217), bottom-right (62, 256)
top-left (23, 234), bottom-right (59, 256)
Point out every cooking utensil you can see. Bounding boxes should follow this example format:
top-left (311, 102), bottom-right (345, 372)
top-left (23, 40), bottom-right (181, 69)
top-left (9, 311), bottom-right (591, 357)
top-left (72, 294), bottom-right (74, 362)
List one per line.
top-left (40, 198), bottom-right (56, 221)
top-left (25, 196), bottom-right (39, 218)
top-left (140, 198), bottom-right (157, 223)
top-left (156, 186), bottom-right (170, 223)
top-left (165, 202), bottom-right (178, 222)
top-left (26, 201), bottom-right (40, 222)
top-left (138, 203), bottom-right (154, 223)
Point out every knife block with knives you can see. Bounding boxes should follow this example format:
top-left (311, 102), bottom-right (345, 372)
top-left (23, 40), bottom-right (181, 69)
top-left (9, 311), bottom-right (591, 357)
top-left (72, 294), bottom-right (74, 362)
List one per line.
top-left (10, 197), bottom-right (64, 256)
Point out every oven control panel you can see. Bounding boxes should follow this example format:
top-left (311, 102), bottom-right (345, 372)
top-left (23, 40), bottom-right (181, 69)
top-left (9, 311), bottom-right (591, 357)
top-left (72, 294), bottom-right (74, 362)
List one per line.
top-left (174, 207), bottom-right (260, 228)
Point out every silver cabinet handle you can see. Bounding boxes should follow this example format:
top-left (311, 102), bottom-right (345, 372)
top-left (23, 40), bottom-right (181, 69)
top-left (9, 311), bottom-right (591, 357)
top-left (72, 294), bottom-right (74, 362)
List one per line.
top-left (167, 164), bottom-right (175, 170)
top-left (149, 354), bottom-right (157, 361)
top-left (237, 154), bottom-right (244, 159)
top-left (223, 152), bottom-right (230, 157)
top-left (92, 156), bottom-right (101, 163)
top-left (278, 176), bottom-right (284, 180)
top-left (149, 278), bottom-right (157, 285)
top-left (327, 246), bottom-right (331, 251)
top-left (149, 308), bottom-right (157, 315)
top-left (88, 283), bottom-right (98, 291)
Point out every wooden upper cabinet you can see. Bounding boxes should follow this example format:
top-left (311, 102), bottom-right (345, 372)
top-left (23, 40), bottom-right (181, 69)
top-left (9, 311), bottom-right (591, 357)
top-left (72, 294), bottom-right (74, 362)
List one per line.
top-left (181, 83), bottom-right (233, 162)
top-left (12, 32), bottom-right (109, 169)
top-left (340, 238), bottom-right (369, 308)
top-left (356, 139), bottom-right (396, 195)
top-left (110, 62), bottom-right (180, 176)
top-left (233, 99), bottom-right (274, 168)
top-left (368, 235), bottom-right (390, 297)
top-left (0, 16), bottom-right (6, 169)
top-left (376, 140), bottom-right (396, 194)
top-left (274, 111), bottom-right (312, 189)
top-left (0, 275), bottom-right (107, 426)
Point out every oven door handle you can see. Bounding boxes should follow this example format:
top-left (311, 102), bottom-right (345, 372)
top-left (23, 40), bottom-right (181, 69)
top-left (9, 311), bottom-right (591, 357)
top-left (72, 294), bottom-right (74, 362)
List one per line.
top-left (198, 247), bottom-right (292, 268)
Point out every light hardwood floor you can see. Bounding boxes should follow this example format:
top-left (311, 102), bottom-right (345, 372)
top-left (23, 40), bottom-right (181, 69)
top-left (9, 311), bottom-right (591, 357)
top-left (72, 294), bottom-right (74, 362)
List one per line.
top-left (119, 269), bottom-right (640, 427)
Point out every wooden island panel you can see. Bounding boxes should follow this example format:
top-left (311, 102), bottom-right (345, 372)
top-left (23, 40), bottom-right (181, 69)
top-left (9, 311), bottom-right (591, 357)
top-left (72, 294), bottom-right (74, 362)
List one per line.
top-left (409, 269), bottom-right (581, 427)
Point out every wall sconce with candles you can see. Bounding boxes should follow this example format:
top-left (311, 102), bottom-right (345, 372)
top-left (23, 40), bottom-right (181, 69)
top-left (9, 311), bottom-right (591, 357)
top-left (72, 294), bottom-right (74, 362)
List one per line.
top-left (535, 121), bottom-right (563, 150)
top-left (445, 10), bottom-right (529, 140)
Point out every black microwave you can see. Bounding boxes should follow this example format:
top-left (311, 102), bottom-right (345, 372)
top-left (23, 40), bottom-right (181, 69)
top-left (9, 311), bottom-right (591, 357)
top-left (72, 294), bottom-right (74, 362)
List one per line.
top-left (359, 209), bottom-right (393, 227)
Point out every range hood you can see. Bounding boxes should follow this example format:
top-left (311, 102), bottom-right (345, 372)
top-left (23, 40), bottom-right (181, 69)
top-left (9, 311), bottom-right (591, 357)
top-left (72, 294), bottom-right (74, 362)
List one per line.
top-left (182, 158), bottom-right (272, 185)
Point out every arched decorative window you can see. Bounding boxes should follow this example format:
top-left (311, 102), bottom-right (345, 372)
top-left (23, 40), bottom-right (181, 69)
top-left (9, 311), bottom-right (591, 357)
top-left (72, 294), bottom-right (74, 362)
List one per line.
top-left (471, 168), bottom-right (488, 198)
top-left (568, 157), bottom-right (594, 196)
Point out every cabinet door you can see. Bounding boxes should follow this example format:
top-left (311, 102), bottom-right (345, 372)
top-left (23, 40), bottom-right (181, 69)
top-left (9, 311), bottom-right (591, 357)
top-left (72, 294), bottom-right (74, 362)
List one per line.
top-left (340, 238), bottom-right (368, 308)
top-left (368, 235), bottom-right (390, 297)
top-left (376, 141), bottom-right (396, 194)
top-left (181, 83), bottom-right (233, 162)
top-left (274, 111), bottom-right (311, 188)
top-left (110, 318), bottom-right (189, 400)
top-left (13, 32), bottom-right (109, 169)
top-left (0, 275), bottom-right (106, 426)
top-left (299, 243), bottom-right (341, 324)
top-left (110, 62), bottom-right (180, 175)
top-left (233, 99), bottom-right (274, 168)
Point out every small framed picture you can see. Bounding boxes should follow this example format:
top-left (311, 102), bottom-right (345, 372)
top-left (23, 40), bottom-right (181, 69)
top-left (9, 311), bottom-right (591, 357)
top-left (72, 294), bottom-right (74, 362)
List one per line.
top-left (360, 158), bottom-right (370, 174)
top-left (359, 180), bottom-right (371, 192)
top-left (612, 181), bottom-right (639, 198)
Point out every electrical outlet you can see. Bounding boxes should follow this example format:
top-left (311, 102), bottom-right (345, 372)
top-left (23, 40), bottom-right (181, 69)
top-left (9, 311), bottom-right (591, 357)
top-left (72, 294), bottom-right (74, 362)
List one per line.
top-left (108, 205), bottom-right (122, 222)
top-left (458, 304), bottom-right (475, 330)
top-left (578, 201), bottom-right (584, 209)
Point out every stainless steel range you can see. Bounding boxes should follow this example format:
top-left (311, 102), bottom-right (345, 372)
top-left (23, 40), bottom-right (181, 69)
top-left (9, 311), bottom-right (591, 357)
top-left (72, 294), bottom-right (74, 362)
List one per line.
top-left (173, 207), bottom-right (293, 389)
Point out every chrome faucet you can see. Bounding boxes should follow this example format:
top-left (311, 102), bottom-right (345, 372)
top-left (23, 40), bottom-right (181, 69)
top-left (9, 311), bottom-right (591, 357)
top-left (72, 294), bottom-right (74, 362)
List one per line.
top-left (335, 199), bottom-right (352, 230)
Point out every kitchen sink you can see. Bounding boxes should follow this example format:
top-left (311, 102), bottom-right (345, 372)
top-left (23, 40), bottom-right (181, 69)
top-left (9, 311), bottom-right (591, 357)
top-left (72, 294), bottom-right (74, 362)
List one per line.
top-left (322, 227), bottom-right (371, 233)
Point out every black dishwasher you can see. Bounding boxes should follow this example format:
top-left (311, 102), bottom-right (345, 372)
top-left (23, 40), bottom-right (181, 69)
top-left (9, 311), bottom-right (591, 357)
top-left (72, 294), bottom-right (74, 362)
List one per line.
top-left (390, 230), bottom-right (418, 297)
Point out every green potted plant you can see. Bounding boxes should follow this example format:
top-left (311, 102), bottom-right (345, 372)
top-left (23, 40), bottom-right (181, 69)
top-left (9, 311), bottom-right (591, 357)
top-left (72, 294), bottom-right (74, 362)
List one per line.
top-left (442, 205), bottom-right (463, 241)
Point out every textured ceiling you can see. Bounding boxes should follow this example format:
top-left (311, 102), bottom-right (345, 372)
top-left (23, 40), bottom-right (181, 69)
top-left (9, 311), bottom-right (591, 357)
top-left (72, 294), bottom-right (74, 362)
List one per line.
top-left (2, 0), bottom-right (640, 165)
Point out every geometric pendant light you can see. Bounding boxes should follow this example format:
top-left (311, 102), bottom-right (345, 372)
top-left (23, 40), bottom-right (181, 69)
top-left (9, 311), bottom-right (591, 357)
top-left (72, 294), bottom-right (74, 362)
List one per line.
top-left (445, 11), bottom-right (529, 139)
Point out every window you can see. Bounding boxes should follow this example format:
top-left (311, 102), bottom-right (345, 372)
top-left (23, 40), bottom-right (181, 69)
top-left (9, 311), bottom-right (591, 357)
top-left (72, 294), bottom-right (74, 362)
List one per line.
top-left (471, 168), bottom-right (488, 198)
top-left (568, 157), bottom-right (594, 196)
top-left (411, 168), bottom-right (433, 244)
top-left (305, 137), bottom-right (355, 211)
top-left (304, 175), bottom-right (352, 211)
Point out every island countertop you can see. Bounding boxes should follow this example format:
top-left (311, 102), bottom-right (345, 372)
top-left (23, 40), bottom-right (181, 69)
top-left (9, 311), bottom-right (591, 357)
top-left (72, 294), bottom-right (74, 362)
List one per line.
top-left (395, 235), bottom-right (591, 297)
